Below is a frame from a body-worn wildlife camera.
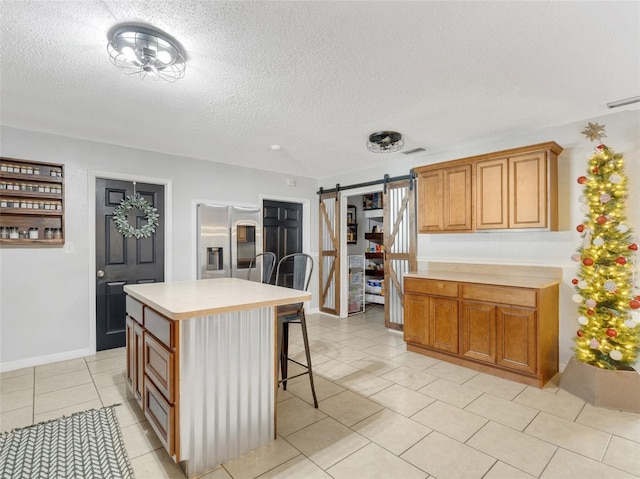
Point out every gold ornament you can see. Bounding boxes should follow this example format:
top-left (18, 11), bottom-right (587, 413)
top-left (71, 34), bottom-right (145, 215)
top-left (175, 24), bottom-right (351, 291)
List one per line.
top-left (581, 122), bottom-right (607, 142)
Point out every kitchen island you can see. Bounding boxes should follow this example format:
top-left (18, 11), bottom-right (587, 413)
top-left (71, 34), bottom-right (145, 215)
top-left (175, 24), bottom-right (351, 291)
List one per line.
top-left (124, 278), bottom-right (311, 478)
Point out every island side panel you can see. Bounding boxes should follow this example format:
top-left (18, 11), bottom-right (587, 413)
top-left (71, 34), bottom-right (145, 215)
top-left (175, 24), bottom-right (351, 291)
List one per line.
top-left (179, 306), bottom-right (275, 478)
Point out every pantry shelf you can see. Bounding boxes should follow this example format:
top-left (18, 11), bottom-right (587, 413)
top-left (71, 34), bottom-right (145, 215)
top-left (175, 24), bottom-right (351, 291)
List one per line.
top-left (0, 157), bottom-right (65, 246)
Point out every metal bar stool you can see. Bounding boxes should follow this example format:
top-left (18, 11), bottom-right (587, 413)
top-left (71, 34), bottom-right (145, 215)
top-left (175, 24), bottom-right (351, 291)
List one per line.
top-left (275, 253), bottom-right (318, 408)
top-left (246, 252), bottom-right (276, 284)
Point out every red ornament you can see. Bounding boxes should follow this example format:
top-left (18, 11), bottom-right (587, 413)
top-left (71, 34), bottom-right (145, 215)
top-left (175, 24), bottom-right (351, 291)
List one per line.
top-left (592, 167), bottom-right (599, 173)
top-left (606, 328), bottom-right (618, 338)
top-left (597, 144), bottom-right (605, 149)
top-left (629, 243), bottom-right (638, 251)
top-left (596, 215), bottom-right (608, 225)
top-left (577, 330), bottom-right (584, 337)
top-left (616, 257), bottom-right (627, 265)
top-left (571, 278), bottom-right (579, 285)
top-left (587, 309), bottom-right (595, 316)
top-left (583, 258), bottom-right (594, 266)
top-left (630, 299), bottom-right (640, 309)
top-left (576, 224), bottom-right (585, 233)
top-left (577, 176), bottom-right (587, 184)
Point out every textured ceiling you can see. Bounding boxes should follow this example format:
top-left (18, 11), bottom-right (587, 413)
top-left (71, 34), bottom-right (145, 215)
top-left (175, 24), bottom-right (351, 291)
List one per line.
top-left (1, 1), bottom-right (639, 179)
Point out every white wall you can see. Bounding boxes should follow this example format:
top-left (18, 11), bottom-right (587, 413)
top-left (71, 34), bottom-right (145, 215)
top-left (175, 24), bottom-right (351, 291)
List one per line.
top-left (0, 126), bottom-right (319, 371)
top-left (322, 110), bottom-right (640, 369)
top-left (2, 110), bottom-right (638, 371)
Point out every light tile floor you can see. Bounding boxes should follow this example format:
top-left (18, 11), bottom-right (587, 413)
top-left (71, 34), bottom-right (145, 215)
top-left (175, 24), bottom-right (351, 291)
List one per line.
top-left (2, 305), bottom-right (640, 479)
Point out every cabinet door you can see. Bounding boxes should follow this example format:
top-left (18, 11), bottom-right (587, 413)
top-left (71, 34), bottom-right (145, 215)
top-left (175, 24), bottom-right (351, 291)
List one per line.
top-left (460, 301), bottom-right (496, 363)
top-left (509, 153), bottom-right (547, 228)
top-left (496, 306), bottom-right (537, 374)
top-left (428, 297), bottom-right (458, 353)
top-left (404, 293), bottom-right (429, 345)
top-left (144, 376), bottom-right (175, 456)
top-left (476, 158), bottom-right (508, 229)
top-left (126, 317), bottom-right (144, 408)
top-left (133, 322), bottom-right (144, 407)
top-left (125, 316), bottom-right (136, 389)
top-left (144, 332), bottom-right (175, 403)
top-left (417, 169), bottom-right (443, 232)
top-left (443, 164), bottom-right (473, 231)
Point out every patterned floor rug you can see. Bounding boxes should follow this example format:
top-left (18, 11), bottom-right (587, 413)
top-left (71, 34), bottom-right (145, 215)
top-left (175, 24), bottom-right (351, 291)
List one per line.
top-left (0, 405), bottom-right (135, 479)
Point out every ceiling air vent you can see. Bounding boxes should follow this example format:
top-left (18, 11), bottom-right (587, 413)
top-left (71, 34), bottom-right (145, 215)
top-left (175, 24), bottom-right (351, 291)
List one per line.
top-left (401, 147), bottom-right (426, 155)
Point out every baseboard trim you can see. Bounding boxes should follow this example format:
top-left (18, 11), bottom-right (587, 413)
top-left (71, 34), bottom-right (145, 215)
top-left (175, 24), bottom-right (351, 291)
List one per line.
top-left (0, 347), bottom-right (94, 373)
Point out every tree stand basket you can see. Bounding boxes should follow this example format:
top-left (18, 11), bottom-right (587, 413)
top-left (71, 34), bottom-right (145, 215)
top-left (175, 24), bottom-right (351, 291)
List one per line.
top-left (560, 358), bottom-right (640, 413)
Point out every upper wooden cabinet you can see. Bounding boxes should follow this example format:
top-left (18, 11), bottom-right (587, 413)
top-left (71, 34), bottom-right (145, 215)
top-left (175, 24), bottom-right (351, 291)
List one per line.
top-left (416, 142), bottom-right (562, 233)
top-left (477, 146), bottom-right (561, 230)
top-left (417, 164), bottom-right (473, 232)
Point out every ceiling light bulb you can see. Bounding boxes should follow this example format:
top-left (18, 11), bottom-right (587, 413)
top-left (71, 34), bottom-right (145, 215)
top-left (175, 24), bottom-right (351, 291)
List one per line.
top-left (156, 50), bottom-right (172, 64)
top-left (270, 145), bottom-right (282, 151)
top-left (121, 46), bottom-right (137, 62)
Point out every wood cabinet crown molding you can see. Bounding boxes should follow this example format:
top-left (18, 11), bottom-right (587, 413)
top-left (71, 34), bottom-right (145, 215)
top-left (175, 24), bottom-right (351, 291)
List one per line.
top-left (415, 141), bottom-right (562, 233)
top-left (413, 141), bottom-right (563, 173)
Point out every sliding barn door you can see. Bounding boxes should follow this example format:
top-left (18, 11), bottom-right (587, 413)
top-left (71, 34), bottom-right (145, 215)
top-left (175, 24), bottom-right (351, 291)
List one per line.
top-left (384, 179), bottom-right (417, 330)
top-left (319, 192), bottom-right (340, 315)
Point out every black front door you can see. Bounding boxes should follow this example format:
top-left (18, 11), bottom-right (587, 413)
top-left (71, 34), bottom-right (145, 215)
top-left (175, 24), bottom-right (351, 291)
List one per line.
top-left (263, 200), bottom-right (302, 287)
top-left (96, 179), bottom-right (165, 351)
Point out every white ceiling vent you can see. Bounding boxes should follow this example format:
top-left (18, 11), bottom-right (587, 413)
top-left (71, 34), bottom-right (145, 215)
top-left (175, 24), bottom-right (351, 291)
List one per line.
top-left (401, 147), bottom-right (427, 155)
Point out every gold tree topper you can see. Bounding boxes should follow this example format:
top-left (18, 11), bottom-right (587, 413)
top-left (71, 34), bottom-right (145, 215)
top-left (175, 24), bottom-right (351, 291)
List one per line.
top-left (581, 122), bottom-right (607, 142)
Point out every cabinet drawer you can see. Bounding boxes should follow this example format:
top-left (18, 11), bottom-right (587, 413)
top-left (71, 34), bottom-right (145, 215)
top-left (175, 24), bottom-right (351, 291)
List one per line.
top-left (143, 332), bottom-right (175, 403)
top-left (126, 296), bottom-right (143, 323)
top-left (405, 278), bottom-right (458, 298)
top-left (144, 376), bottom-right (174, 456)
top-left (462, 284), bottom-right (536, 308)
top-left (144, 307), bottom-right (174, 348)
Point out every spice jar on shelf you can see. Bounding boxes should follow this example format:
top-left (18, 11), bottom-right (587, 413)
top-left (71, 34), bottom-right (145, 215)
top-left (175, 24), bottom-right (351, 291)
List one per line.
top-left (29, 227), bottom-right (38, 239)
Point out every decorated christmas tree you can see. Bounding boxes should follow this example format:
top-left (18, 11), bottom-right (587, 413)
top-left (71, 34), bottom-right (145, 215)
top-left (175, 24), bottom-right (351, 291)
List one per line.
top-left (572, 123), bottom-right (640, 370)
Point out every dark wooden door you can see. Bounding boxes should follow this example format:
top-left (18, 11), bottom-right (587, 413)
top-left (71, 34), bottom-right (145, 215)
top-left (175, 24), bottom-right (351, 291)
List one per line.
top-left (96, 179), bottom-right (164, 351)
top-left (263, 200), bottom-right (302, 286)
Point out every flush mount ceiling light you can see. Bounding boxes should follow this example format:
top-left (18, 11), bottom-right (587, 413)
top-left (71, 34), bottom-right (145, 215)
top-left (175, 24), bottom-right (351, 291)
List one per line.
top-left (107, 24), bottom-right (186, 83)
top-left (367, 131), bottom-right (404, 153)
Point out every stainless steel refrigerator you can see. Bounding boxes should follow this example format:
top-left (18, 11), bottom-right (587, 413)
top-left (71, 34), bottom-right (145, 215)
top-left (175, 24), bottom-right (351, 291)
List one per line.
top-left (197, 203), bottom-right (262, 281)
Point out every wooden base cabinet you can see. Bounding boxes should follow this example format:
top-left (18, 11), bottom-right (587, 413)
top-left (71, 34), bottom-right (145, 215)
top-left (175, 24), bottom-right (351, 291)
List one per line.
top-left (405, 276), bottom-right (558, 387)
top-left (125, 296), bottom-right (178, 458)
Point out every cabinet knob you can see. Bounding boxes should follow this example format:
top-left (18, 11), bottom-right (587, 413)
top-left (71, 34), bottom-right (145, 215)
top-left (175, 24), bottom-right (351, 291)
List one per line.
top-left (97, 270), bottom-right (105, 278)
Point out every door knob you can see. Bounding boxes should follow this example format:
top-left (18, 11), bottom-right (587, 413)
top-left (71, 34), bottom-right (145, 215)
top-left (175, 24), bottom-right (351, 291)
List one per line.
top-left (97, 270), bottom-right (105, 278)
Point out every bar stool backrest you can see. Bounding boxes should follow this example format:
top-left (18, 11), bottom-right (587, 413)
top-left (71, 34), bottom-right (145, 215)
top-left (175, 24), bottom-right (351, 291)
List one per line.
top-left (247, 252), bottom-right (277, 284)
top-left (276, 253), bottom-right (313, 294)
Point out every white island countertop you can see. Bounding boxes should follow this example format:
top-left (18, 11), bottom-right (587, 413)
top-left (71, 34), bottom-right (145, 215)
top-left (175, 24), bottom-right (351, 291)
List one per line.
top-left (124, 278), bottom-right (311, 320)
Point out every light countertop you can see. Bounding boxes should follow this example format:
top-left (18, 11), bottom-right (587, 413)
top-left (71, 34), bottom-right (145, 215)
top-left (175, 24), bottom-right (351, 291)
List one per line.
top-left (404, 271), bottom-right (560, 289)
top-left (124, 278), bottom-right (311, 320)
